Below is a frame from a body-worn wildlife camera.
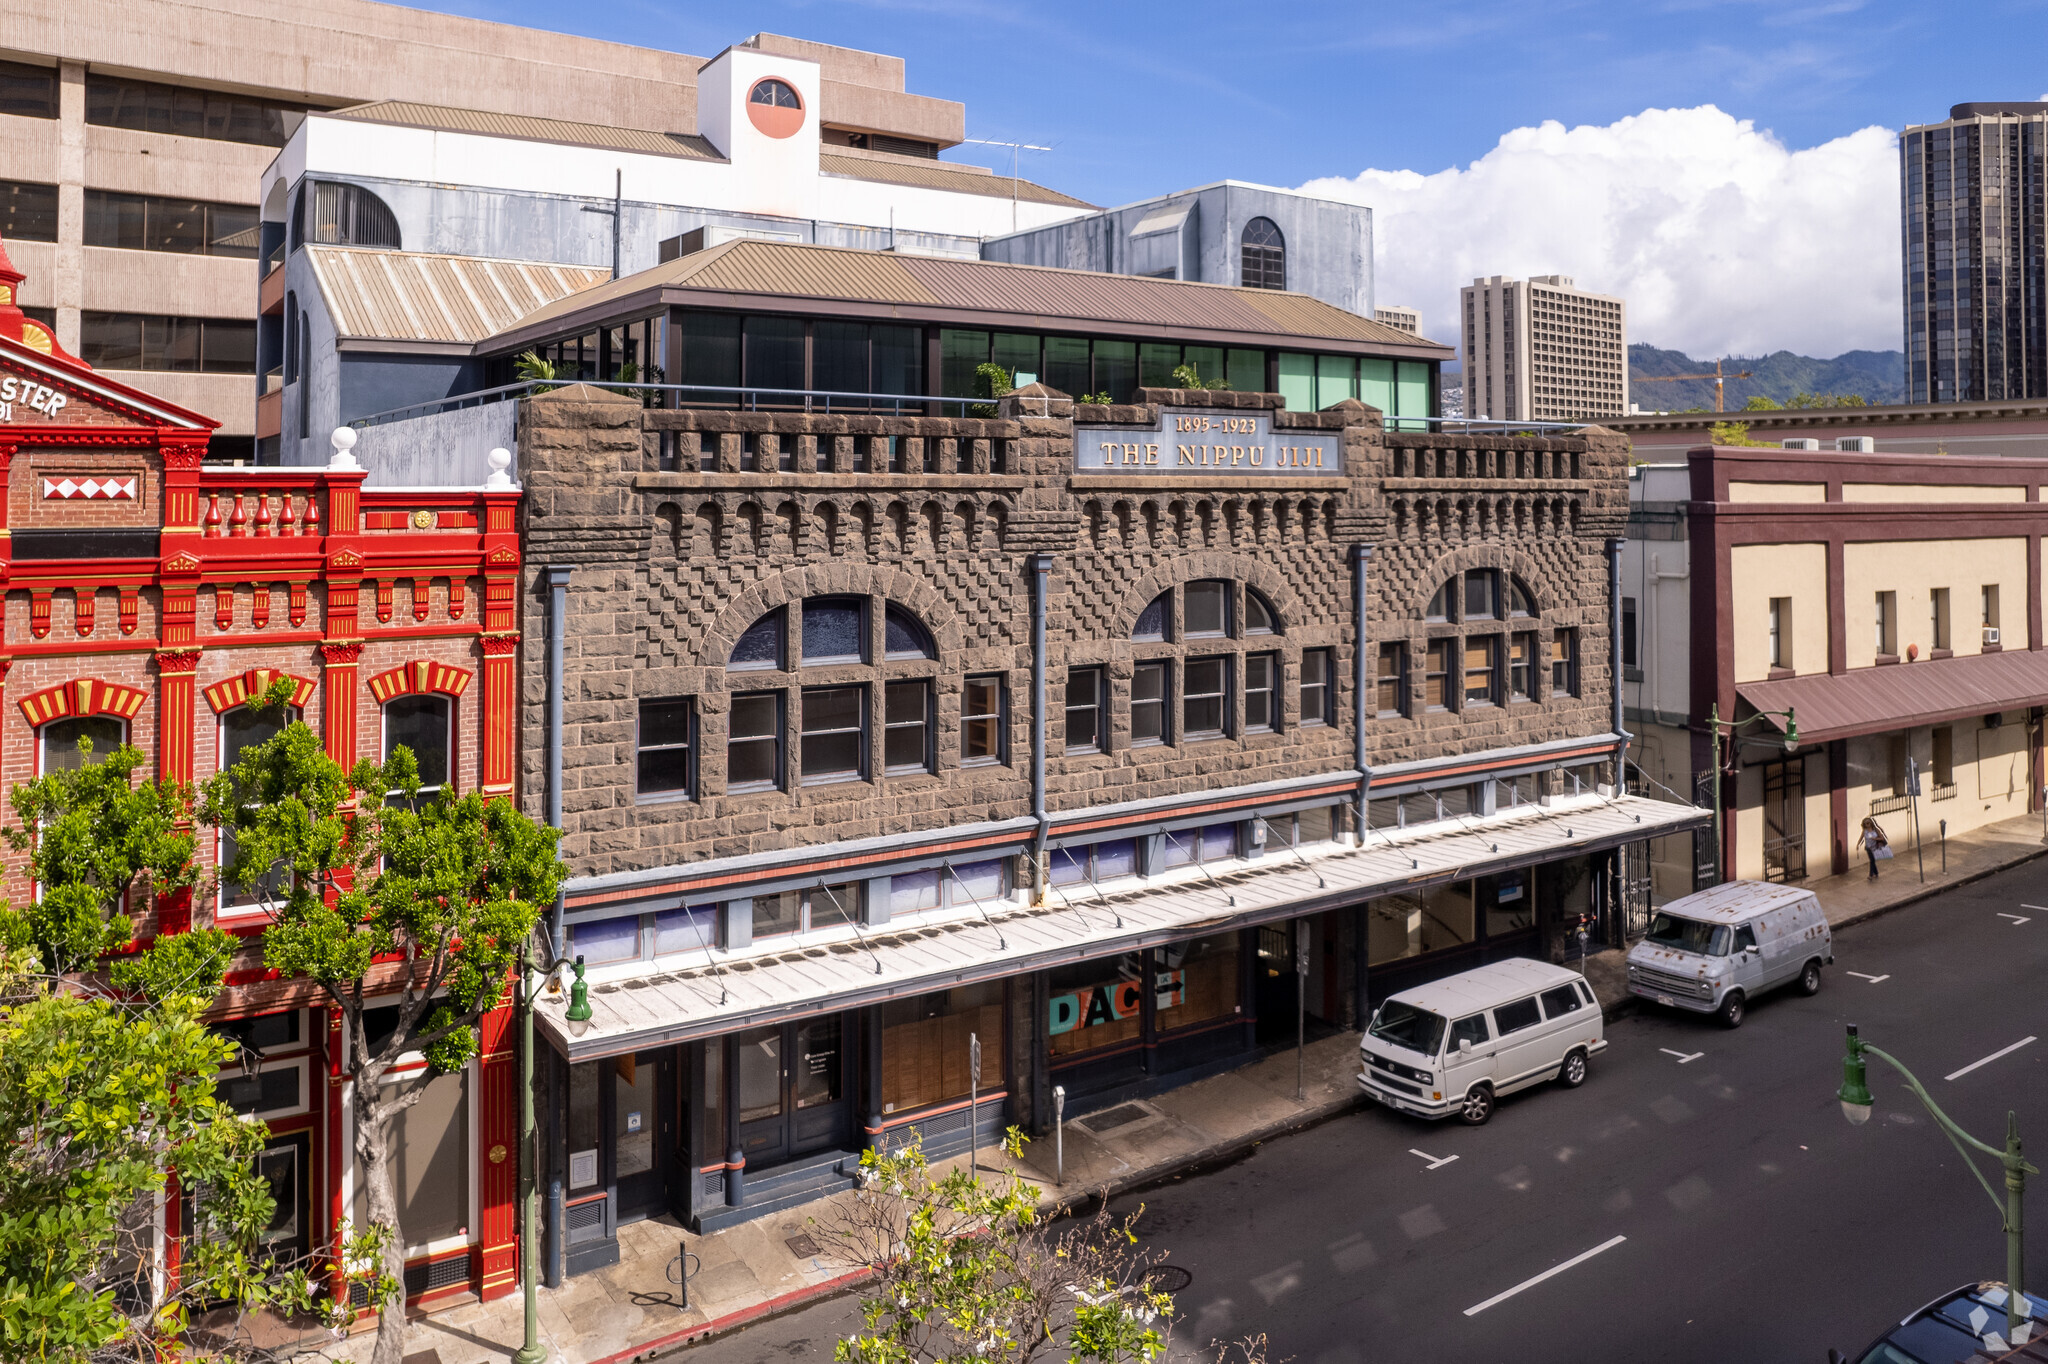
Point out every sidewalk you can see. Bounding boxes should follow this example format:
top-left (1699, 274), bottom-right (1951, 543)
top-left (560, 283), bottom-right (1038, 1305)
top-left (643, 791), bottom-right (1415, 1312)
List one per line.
top-left (1579, 806), bottom-right (2048, 1017)
top-left (348, 1032), bottom-right (1367, 1364)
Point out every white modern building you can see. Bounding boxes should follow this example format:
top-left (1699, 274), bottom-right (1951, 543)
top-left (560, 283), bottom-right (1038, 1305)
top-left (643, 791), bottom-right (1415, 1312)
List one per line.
top-left (1374, 305), bottom-right (1420, 335)
top-left (1461, 275), bottom-right (1628, 422)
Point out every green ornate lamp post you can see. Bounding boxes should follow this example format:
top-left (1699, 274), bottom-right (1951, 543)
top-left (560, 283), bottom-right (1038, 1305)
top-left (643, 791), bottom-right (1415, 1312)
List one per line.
top-left (1837, 1024), bottom-right (2038, 1337)
top-left (1705, 703), bottom-right (1798, 884)
top-left (513, 951), bottom-right (592, 1364)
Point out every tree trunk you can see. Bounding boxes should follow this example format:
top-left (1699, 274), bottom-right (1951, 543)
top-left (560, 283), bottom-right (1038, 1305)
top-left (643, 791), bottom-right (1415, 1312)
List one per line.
top-left (355, 1085), bottom-right (410, 1364)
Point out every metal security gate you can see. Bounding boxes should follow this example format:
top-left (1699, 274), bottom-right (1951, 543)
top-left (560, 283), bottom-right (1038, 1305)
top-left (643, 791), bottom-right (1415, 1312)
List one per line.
top-left (1762, 759), bottom-right (1807, 883)
top-left (1617, 842), bottom-right (1654, 941)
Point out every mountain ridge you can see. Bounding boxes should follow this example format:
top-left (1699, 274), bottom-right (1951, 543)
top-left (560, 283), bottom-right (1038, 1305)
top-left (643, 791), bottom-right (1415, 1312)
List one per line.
top-left (1627, 344), bottom-right (1904, 411)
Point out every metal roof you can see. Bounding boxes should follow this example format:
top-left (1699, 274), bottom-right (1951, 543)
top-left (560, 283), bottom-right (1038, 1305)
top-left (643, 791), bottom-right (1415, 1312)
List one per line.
top-left (1380, 957), bottom-right (1588, 1018)
top-left (1736, 649), bottom-right (2048, 747)
top-left (306, 246), bottom-right (613, 344)
top-left (819, 152), bottom-right (1093, 208)
top-left (328, 101), bottom-right (721, 161)
top-left (494, 238), bottom-right (1450, 357)
top-left (535, 790), bottom-right (1704, 1059)
top-left (1651, 880), bottom-right (1816, 924)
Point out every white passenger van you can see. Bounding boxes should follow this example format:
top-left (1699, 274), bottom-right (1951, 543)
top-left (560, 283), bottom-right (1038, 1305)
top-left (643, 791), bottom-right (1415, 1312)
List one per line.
top-left (1625, 880), bottom-right (1832, 1028)
top-left (1358, 958), bottom-right (1606, 1126)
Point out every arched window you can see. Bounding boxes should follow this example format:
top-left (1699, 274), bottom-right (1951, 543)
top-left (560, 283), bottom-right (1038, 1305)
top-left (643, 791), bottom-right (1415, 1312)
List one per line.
top-left (1241, 217), bottom-right (1285, 291)
top-left (1403, 568), bottom-right (1565, 715)
top-left (750, 78), bottom-right (801, 109)
top-left (219, 702), bottom-right (300, 911)
top-left (1100, 580), bottom-right (1292, 751)
top-left (41, 714), bottom-right (124, 773)
top-left (722, 596), bottom-right (949, 791)
top-left (384, 694), bottom-right (451, 802)
top-left (310, 181), bottom-right (401, 249)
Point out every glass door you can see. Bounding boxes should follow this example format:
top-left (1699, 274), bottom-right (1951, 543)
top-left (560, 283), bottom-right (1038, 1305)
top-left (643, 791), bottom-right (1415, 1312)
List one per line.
top-left (614, 1049), bottom-right (671, 1223)
top-left (790, 1016), bottom-right (846, 1158)
top-left (735, 1025), bottom-right (788, 1168)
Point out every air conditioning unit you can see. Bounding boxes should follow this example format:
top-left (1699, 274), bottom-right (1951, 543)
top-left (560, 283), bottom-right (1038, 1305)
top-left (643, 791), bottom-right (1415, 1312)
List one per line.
top-left (1985, 626), bottom-right (2002, 646)
top-left (1780, 438), bottom-right (1821, 450)
top-left (1835, 436), bottom-right (1875, 453)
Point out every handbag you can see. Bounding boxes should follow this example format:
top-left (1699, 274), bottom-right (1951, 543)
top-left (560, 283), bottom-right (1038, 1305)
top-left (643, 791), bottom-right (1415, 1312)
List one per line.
top-left (1873, 845), bottom-right (1895, 861)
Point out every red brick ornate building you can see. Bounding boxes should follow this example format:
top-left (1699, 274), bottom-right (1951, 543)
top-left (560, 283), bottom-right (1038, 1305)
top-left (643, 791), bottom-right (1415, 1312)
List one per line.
top-left (0, 235), bottom-right (525, 1310)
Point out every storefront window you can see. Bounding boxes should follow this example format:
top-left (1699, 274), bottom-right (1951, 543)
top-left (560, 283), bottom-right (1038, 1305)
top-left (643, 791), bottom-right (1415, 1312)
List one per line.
top-left (1481, 871), bottom-right (1534, 937)
top-left (891, 868), bottom-right (940, 916)
top-left (878, 982), bottom-right (1005, 1115)
top-left (1368, 882), bottom-right (1476, 965)
top-left (615, 1053), bottom-right (655, 1180)
top-left (570, 914), bottom-right (641, 965)
top-left (357, 1069), bottom-right (469, 1248)
top-left (1047, 956), bottom-right (1144, 1059)
top-left (701, 1040), bottom-right (725, 1156)
top-left (1153, 936), bottom-right (1239, 1033)
top-left (655, 904), bottom-right (719, 956)
top-left (1049, 839), bottom-right (1137, 887)
top-left (795, 1017), bottom-right (843, 1110)
top-left (736, 1026), bottom-right (782, 1123)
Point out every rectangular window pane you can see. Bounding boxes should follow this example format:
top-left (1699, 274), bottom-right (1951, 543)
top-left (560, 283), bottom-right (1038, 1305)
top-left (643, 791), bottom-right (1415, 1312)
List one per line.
top-left (872, 324), bottom-right (922, 396)
top-left (879, 982), bottom-right (1006, 1113)
top-left (992, 332), bottom-right (1040, 381)
top-left (201, 319), bottom-right (256, 374)
top-left (1297, 805), bottom-right (1334, 844)
top-left (1425, 640), bottom-right (1452, 710)
top-left (884, 680), bottom-right (930, 773)
top-left (1183, 346), bottom-right (1223, 383)
top-left (1184, 658), bottom-right (1227, 736)
top-left (79, 312), bottom-right (141, 370)
top-left (1361, 357), bottom-right (1395, 414)
top-left (1184, 582), bottom-right (1228, 636)
top-left (637, 698), bottom-right (692, 797)
top-left (1139, 341), bottom-right (1182, 388)
top-left (1227, 348), bottom-right (1266, 394)
top-left (952, 858), bottom-right (1007, 903)
top-left (1277, 352), bottom-right (1314, 412)
top-left (813, 320), bottom-right (868, 395)
top-left (962, 675), bottom-right (1003, 764)
top-left (1065, 667), bottom-right (1100, 753)
top-left (0, 61), bottom-right (58, 120)
top-left (1463, 637), bottom-right (1497, 705)
top-left (801, 686), bottom-right (865, 782)
top-left (1048, 846), bottom-right (1089, 886)
top-left (1048, 956), bottom-right (1144, 1058)
top-left (744, 315), bottom-right (805, 392)
top-left (1044, 335), bottom-right (1090, 399)
top-left (1551, 631), bottom-right (1577, 696)
top-left (1510, 633), bottom-right (1535, 701)
top-left (1396, 361), bottom-right (1431, 421)
top-left (809, 882), bottom-right (858, 930)
top-left (680, 312), bottom-right (742, 390)
top-left (752, 891), bottom-right (802, 939)
top-left (571, 914), bottom-right (641, 965)
top-left (1092, 339), bottom-right (1136, 403)
top-left (728, 692), bottom-right (781, 790)
top-left (892, 868), bottom-right (941, 914)
top-left (1315, 354), bottom-right (1357, 408)
top-left (940, 329), bottom-right (991, 398)
top-left (86, 72), bottom-right (301, 147)
top-left (654, 905), bottom-right (719, 955)
top-left (1302, 648), bottom-right (1331, 724)
top-left (1369, 883), bottom-right (1476, 965)
top-left (1375, 643), bottom-right (1404, 717)
top-left (0, 180), bottom-right (60, 244)
top-left (1093, 838), bottom-right (1138, 879)
top-left (1246, 653), bottom-right (1275, 731)
top-left (1132, 661), bottom-right (1167, 744)
top-left (1153, 934), bottom-right (1239, 1032)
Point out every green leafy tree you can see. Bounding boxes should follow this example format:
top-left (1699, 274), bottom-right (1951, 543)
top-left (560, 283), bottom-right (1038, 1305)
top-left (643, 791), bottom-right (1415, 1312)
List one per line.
top-left (513, 349), bottom-right (559, 394)
top-left (4, 736), bottom-right (199, 974)
top-left (1741, 394), bottom-right (1781, 411)
top-left (1170, 362), bottom-right (1230, 393)
top-left (812, 1135), bottom-right (1261, 1364)
top-left (971, 363), bottom-right (1015, 418)
top-left (199, 712), bottom-right (565, 1364)
top-left (1708, 420), bottom-right (1774, 448)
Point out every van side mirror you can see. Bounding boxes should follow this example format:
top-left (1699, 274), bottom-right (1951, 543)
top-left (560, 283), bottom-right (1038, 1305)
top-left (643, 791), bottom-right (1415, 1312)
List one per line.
top-left (1459, 1038), bottom-right (1473, 1054)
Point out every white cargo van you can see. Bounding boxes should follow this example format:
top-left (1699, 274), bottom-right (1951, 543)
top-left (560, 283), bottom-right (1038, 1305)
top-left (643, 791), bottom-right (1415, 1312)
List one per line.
top-left (1625, 880), bottom-right (1832, 1028)
top-left (1358, 958), bottom-right (1606, 1126)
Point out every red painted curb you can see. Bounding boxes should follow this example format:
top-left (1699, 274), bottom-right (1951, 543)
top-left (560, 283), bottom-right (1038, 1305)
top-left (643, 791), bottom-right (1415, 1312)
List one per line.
top-left (584, 1266), bottom-right (874, 1364)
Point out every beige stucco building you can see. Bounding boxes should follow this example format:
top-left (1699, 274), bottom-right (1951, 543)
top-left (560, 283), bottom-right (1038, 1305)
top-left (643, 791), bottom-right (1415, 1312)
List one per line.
top-left (1, 1), bottom-right (965, 454)
top-left (1625, 446), bottom-right (2048, 892)
top-left (1461, 275), bottom-right (1627, 423)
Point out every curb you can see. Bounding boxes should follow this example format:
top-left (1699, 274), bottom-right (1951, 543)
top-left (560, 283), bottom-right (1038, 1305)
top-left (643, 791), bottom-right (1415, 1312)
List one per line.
top-left (595, 1267), bottom-right (874, 1364)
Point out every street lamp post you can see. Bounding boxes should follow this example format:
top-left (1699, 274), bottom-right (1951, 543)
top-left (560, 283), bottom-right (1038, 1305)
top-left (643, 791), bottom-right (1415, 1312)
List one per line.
top-left (1705, 702), bottom-right (1798, 885)
top-left (1837, 1024), bottom-right (2039, 1338)
top-left (513, 949), bottom-right (594, 1364)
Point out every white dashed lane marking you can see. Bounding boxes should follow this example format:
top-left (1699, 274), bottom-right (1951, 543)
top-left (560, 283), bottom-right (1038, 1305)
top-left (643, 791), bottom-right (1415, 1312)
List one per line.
top-left (1462, 1236), bottom-right (1629, 1317)
top-left (1659, 1048), bottom-right (1704, 1064)
top-left (1846, 971), bottom-right (1890, 983)
top-left (1409, 1148), bottom-right (1459, 1170)
top-left (1946, 1036), bottom-right (2038, 1082)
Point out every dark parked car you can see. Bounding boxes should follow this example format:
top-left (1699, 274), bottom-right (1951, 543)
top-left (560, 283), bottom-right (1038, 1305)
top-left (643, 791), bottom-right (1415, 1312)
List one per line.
top-left (1831, 1282), bottom-right (2048, 1363)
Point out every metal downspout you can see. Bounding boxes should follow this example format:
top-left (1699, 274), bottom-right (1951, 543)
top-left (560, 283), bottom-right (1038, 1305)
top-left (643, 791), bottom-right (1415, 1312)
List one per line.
top-left (1608, 538), bottom-right (1631, 771)
top-left (1030, 554), bottom-right (1052, 898)
top-left (1352, 543), bottom-right (1373, 1024)
top-left (542, 564), bottom-right (571, 1288)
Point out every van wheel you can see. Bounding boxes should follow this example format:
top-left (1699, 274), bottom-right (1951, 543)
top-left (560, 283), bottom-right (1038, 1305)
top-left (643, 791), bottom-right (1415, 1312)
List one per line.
top-left (1798, 960), bottom-right (1823, 996)
top-left (1558, 1049), bottom-right (1589, 1089)
top-left (1459, 1085), bottom-right (1495, 1126)
top-left (1717, 990), bottom-right (1746, 1029)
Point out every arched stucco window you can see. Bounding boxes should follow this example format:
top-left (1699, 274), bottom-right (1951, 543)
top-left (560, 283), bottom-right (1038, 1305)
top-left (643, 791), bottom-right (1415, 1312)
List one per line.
top-left (310, 181), bottom-right (401, 249)
top-left (1240, 217), bottom-right (1285, 291)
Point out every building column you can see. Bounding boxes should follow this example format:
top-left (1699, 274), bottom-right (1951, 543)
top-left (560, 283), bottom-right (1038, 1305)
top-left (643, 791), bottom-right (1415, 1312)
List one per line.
top-left (54, 61), bottom-right (84, 352)
top-left (479, 633), bottom-right (520, 796)
top-left (475, 1001), bottom-right (518, 1301)
top-left (153, 649), bottom-right (202, 935)
top-left (318, 641), bottom-right (361, 766)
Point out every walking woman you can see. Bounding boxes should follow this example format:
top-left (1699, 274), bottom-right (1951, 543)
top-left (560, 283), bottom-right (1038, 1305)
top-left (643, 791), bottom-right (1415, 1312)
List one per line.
top-left (1860, 816), bottom-right (1890, 879)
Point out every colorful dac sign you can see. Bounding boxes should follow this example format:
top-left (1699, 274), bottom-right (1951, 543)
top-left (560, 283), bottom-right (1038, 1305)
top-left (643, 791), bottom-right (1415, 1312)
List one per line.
top-left (1074, 407), bottom-right (1341, 475)
top-left (1048, 971), bottom-right (1184, 1034)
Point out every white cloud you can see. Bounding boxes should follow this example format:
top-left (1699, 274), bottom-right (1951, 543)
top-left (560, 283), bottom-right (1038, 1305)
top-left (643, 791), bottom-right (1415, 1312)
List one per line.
top-left (1297, 106), bottom-right (1900, 360)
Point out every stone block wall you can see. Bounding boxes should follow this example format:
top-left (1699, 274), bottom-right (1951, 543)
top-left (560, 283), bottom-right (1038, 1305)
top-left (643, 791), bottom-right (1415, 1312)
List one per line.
top-left (515, 385), bottom-right (1629, 878)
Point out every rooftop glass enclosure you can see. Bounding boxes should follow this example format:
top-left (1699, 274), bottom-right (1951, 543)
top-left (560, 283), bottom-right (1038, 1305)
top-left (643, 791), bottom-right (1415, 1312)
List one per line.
top-left (488, 310), bottom-right (1439, 423)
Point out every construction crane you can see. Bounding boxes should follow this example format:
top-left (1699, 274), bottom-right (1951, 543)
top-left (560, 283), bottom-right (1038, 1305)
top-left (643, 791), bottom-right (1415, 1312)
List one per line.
top-left (1630, 358), bottom-right (1754, 412)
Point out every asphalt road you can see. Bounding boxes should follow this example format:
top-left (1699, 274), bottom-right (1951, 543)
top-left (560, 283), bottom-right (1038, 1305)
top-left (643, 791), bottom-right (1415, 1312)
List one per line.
top-left (670, 862), bottom-right (2048, 1364)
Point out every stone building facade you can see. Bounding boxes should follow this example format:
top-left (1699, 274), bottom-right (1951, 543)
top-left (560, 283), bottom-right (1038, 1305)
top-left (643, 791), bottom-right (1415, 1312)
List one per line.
top-left (502, 376), bottom-right (1699, 1269)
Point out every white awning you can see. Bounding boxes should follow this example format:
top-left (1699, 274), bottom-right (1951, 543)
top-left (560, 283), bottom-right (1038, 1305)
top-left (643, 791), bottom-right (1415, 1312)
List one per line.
top-left (537, 792), bottom-right (1705, 1060)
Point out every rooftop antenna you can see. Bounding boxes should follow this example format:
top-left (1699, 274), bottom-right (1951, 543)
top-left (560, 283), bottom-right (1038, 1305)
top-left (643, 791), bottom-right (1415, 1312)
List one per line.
top-left (961, 136), bottom-right (1052, 235)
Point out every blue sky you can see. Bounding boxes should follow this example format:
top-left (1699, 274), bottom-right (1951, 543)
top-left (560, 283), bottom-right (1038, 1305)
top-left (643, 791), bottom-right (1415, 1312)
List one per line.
top-left (410, 0), bottom-right (2046, 357)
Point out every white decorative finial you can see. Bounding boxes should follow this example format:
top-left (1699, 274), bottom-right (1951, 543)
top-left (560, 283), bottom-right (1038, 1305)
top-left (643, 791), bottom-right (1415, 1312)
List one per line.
top-left (485, 446), bottom-right (514, 490)
top-left (328, 426), bottom-right (360, 471)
